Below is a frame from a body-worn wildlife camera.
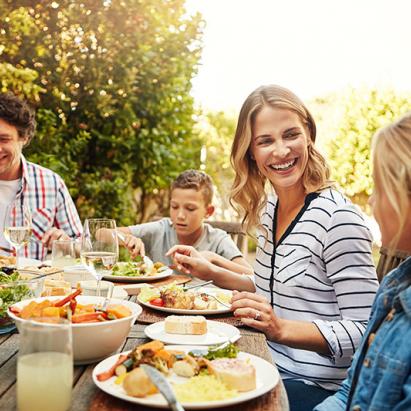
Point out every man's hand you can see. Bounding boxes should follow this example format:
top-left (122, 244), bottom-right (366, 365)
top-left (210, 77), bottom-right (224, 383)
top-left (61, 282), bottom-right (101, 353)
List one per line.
top-left (41, 228), bottom-right (70, 249)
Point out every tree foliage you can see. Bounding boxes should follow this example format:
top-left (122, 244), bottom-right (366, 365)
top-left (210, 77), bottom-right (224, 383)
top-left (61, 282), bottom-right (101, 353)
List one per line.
top-left (315, 88), bottom-right (411, 208)
top-left (0, 0), bottom-right (204, 224)
top-left (197, 110), bottom-right (238, 219)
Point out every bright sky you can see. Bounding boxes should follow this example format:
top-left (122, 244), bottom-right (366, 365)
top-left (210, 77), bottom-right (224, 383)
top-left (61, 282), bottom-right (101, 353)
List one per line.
top-left (186, 0), bottom-right (411, 111)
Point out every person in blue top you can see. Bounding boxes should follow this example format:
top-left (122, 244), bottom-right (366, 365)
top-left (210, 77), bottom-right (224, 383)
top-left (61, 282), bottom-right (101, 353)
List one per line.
top-left (315, 111), bottom-right (411, 411)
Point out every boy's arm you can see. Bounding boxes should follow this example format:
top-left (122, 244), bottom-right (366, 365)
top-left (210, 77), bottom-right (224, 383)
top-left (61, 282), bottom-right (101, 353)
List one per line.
top-left (200, 251), bottom-right (253, 275)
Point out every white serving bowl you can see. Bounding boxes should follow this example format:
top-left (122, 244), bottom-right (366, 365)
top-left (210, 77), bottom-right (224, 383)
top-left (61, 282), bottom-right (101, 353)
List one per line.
top-left (8, 295), bottom-right (142, 364)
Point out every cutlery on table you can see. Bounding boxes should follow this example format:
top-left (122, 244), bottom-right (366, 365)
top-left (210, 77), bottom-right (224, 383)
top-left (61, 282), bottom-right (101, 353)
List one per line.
top-left (2, 267), bottom-right (64, 278)
top-left (201, 292), bottom-right (232, 308)
top-left (0, 246), bottom-right (14, 254)
top-left (183, 280), bottom-right (213, 290)
top-left (17, 268), bottom-right (64, 276)
top-left (141, 364), bottom-right (185, 411)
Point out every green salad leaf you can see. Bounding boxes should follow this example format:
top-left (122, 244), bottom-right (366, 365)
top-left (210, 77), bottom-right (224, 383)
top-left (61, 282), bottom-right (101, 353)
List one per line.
top-left (138, 286), bottom-right (160, 302)
top-left (189, 342), bottom-right (239, 360)
top-left (112, 255), bottom-right (152, 277)
top-left (0, 272), bottom-right (32, 319)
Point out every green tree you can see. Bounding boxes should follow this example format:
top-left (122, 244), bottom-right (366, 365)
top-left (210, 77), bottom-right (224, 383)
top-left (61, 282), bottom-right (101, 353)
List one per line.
top-left (0, 0), bottom-right (204, 224)
top-left (196, 110), bottom-right (238, 219)
top-left (314, 88), bottom-right (411, 208)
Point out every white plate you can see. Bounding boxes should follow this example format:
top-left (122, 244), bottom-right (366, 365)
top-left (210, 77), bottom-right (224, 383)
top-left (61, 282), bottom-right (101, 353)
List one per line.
top-left (92, 345), bottom-right (279, 409)
top-left (144, 320), bottom-right (240, 345)
top-left (137, 287), bottom-right (232, 315)
top-left (103, 268), bottom-right (173, 283)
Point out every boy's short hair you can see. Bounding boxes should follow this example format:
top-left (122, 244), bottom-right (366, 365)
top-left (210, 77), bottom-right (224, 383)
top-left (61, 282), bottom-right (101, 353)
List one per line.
top-left (0, 93), bottom-right (36, 144)
top-left (171, 170), bottom-right (214, 205)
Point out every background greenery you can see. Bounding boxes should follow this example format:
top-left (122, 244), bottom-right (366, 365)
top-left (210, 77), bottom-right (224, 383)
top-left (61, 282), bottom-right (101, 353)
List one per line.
top-left (1, 1), bottom-right (410, 227)
top-left (0, 0), bottom-right (203, 224)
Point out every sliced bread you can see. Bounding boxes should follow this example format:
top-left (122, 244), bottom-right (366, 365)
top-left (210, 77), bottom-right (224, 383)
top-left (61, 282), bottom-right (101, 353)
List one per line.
top-left (164, 315), bottom-right (207, 335)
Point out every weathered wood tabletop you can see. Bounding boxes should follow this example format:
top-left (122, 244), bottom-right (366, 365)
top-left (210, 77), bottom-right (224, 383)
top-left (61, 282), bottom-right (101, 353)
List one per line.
top-left (0, 295), bottom-right (289, 411)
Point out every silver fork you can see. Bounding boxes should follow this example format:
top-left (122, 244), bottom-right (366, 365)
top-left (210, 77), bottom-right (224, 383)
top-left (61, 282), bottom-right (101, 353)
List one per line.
top-left (190, 334), bottom-right (241, 357)
top-left (210, 334), bottom-right (241, 351)
top-left (94, 297), bottom-right (110, 312)
top-left (184, 280), bottom-right (213, 290)
top-left (201, 292), bottom-right (232, 309)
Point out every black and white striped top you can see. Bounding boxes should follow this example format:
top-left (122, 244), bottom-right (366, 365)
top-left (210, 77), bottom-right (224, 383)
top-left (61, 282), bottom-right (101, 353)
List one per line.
top-left (254, 188), bottom-right (379, 391)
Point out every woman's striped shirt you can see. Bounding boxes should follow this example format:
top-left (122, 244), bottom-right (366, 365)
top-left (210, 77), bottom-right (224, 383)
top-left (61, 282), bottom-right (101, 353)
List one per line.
top-left (254, 188), bottom-right (379, 391)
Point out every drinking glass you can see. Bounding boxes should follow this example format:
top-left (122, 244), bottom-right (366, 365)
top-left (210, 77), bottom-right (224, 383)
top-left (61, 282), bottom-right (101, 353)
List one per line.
top-left (52, 239), bottom-right (77, 268)
top-left (3, 200), bottom-right (32, 268)
top-left (17, 318), bottom-right (73, 411)
top-left (80, 218), bottom-right (118, 297)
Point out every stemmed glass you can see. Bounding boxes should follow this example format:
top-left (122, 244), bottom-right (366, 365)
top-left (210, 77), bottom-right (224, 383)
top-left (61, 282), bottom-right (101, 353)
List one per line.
top-left (3, 200), bottom-right (32, 268)
top-left (80, 218), bottom-right (118, 297)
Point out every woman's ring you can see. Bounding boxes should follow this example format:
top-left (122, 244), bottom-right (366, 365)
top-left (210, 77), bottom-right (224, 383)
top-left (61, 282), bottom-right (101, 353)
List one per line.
top-left (254, 311), bottom-right (261, 321)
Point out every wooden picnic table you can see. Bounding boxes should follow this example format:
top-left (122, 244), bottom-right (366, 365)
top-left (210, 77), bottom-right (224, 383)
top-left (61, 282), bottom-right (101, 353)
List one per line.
top-left (0, 287), bottom-right (289, 410)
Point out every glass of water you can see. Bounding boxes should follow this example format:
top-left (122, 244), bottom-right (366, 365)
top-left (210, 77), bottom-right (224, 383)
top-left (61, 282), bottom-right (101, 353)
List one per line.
top-left (17, 318), bottom-right (73, 411)
top-left (52, 239), bottom-right (77, 268)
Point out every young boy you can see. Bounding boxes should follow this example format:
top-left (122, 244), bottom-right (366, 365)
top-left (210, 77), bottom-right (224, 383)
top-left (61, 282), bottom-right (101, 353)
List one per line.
top-left (118, 170), bottom-right (251, 272)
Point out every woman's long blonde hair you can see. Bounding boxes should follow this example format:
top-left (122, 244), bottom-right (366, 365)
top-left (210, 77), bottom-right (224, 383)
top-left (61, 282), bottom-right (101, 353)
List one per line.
top-left (372, 111), bottom-right (411, 250)
top-left (230, 84), bottom-right (333, 233)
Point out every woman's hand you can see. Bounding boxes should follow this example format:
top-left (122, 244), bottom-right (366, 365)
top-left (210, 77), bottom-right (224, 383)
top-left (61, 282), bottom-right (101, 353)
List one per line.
top-left (166, 245), bottom-right (214, 280)
top-left (231, 291), bottom-right (284, 342)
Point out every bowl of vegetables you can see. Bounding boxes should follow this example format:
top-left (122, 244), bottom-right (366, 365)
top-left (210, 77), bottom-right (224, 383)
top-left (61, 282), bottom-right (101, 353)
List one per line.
top-left (8, 290), bottom-right (142, 364)
top-left (0, 271), bottom-right (45, 334)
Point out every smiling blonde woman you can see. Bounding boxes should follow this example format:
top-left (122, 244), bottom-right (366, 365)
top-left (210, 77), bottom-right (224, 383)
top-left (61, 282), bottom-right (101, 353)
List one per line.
top-left (167, 85), bottom-right (379, 410)
top-left (228, 85), bottom-right (379, 411)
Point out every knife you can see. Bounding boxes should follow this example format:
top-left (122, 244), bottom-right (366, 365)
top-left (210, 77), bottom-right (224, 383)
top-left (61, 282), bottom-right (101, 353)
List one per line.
top-left (140, 364), bottom-right (185, 411)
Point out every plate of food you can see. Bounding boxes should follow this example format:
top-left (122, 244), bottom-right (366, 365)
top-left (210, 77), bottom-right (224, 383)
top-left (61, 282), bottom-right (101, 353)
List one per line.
top-left (0, 256), bottom-right (43, 272)
top-left (144, 315), bottom-right (240, 345)
top-left (103, 256), bottom-right (173, 282)
top-left (92, 340), bottom-right (279, 409)
top-left (137, 283), bottom-right (232, 315)
top-left (0, 255), bottom-right (16, 268)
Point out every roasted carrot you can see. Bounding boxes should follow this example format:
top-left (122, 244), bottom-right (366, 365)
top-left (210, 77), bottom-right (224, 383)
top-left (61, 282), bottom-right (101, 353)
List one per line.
top-left (71, 312), bottom-right (107, 323)
top-left (9, 306), bottom-right (21, 314)
top-left (53, 289), bottom-right (82, 307)
top-left (69, 299), bottom-right (77, 314)
top-left (96, 354), bottom-right (128, 381)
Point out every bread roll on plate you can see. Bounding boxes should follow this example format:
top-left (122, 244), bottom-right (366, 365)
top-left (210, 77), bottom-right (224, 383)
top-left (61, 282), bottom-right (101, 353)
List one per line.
top-left (164, 315), bottom-right (207, 335)
top-left (210, 358), bottom-right (256, 392)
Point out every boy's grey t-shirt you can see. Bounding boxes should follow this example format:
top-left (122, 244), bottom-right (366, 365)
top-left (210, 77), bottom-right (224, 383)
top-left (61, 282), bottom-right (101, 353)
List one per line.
top-left (128, 218), bottom-right (243, 265)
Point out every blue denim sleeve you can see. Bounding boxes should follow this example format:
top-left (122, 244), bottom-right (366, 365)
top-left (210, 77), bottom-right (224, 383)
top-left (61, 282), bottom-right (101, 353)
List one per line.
top-left (313, 376), bottom-right (350, 410)
top-left (394, 372), bottom-right (411, 411)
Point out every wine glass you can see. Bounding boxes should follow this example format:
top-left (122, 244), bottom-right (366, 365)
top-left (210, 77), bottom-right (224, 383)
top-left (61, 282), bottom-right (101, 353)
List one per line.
top-left (3, 200), bottom-right (32, 268)
top-left (80, 218), bottom-right (118, 297)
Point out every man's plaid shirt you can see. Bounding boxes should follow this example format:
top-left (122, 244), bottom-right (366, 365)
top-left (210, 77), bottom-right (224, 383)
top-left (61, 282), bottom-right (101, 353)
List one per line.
top-left (17, 156), bottom-right (82, 260)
